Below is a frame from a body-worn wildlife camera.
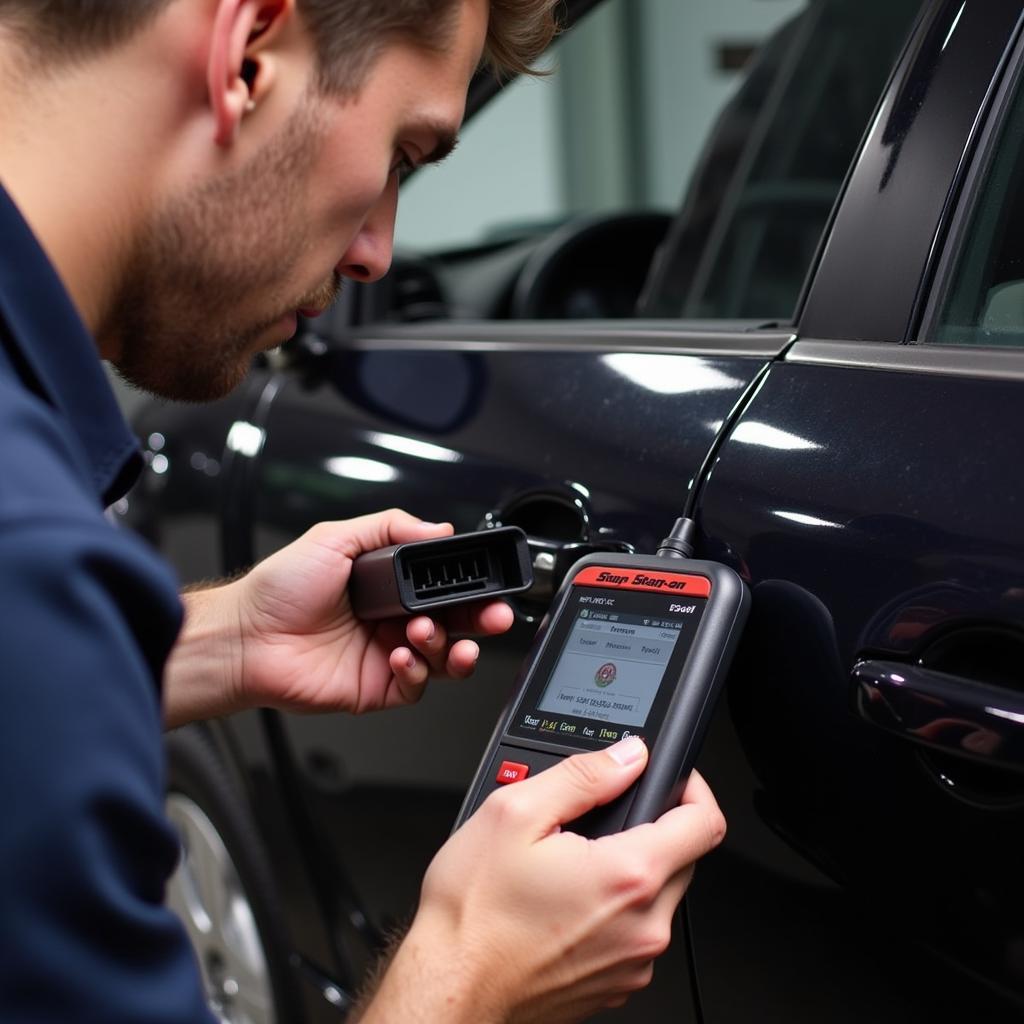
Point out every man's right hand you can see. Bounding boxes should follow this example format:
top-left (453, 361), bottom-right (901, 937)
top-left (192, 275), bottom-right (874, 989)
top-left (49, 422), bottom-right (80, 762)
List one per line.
top-left (359, 736), bottom-right (726, 1023)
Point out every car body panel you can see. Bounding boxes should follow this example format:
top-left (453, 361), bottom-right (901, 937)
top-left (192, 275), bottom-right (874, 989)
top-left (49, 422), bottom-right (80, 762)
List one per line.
top-left (694, 361), bottom-right (1024, 1019)
top-left (799, 0), bottom-right (1024, 341)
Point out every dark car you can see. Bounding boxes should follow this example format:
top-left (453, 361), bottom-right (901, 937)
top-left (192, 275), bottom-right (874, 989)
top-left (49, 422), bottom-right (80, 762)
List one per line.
top-left (124, 0), bottom-right (1024, 1020)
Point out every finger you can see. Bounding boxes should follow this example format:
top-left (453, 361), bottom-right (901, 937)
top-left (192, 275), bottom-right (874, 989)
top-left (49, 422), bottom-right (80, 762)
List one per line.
top-left (309, 509), bottom-right (454, 562)
top-left (653, 862), bottom-right (697, 916)
top-left (445, 638), bottom-right (480, 679)
top-left (387, 645), bottom-right (429, 704)
top-left (406, 616), bottom-right (450, 674)
top-left (385, 514), bottom-right (454, 546)
top-left (679, 768), bottom-right (716, 808)
top-left (443, 599), bottom-right (515, 637)
top-left (608, 782), bottom-right (726, 879)
top-left (400, 623), bottom-right (481, 681)
top-left (486, 737), bottom-right (649, 839)
top-left (576, 956), bottom-right (657, 1012)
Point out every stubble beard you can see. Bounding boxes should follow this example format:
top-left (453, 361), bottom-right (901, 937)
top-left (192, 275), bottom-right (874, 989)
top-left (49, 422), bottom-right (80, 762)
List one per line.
top-left (106, 97), bottom-right (341, 403)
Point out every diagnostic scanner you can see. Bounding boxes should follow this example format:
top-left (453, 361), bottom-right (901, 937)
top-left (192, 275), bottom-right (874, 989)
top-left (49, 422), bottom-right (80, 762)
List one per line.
top-left (454, 550), bottom-right (748, 838)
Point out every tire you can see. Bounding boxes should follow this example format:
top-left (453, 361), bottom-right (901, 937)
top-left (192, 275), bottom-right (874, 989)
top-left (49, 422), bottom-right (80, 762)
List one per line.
top-left (164, 725), bottom-right (302, 1024)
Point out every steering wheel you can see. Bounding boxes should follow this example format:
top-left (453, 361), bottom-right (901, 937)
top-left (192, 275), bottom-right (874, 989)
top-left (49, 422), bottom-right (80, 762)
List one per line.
top-left (509, 211), bottom-right (672, 319)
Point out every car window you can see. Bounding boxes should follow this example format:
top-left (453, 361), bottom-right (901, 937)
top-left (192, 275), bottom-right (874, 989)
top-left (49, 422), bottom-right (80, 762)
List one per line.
top-left (644, 0), bottom-right (919, 320)
top-left (381, 0), bottom-right (919, 324)
top-left (935, 74), bottom-right (1024, 347)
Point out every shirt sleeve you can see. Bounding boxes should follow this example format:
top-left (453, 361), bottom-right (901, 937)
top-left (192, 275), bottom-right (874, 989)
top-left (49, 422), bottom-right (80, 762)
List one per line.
top-left (0, 512), bottom-right (216, 1024)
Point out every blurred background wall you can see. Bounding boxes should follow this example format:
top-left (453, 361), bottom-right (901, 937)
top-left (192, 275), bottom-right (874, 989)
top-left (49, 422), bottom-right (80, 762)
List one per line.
top-left (396, 0), bottom-right (803, 251)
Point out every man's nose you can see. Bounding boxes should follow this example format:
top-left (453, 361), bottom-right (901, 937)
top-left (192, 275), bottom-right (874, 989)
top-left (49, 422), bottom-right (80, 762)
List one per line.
top-left (336, 177), bottom-right (398, 283)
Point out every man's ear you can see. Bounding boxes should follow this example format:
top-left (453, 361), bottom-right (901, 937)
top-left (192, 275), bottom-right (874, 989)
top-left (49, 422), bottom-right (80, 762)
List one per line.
top-left (208, 0), bottom-right (295, 147)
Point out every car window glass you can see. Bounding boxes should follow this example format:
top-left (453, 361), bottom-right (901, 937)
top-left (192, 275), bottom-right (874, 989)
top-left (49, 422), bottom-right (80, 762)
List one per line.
top-left (644, 0), bottom-right (919, 320)
top-left (398, 0), bottom-right (803, 249)
top-left (935, 77), bottom-right (1024, 347)
top-left (383, 0), bottom-right (918, 324)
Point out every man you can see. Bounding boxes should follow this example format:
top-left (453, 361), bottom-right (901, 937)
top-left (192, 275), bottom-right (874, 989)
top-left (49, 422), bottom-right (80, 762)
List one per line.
top-left (0, 1), bottom-right (725, 1021)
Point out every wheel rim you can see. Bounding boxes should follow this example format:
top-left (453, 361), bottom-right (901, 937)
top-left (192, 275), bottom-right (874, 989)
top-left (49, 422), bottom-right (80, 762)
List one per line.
top-left (166, 793), bottom-right (276, 1024)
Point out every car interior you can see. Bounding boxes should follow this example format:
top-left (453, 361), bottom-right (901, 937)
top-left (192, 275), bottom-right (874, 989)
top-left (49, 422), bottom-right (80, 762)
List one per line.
top-left (312, 0), bottom-right (920, 341)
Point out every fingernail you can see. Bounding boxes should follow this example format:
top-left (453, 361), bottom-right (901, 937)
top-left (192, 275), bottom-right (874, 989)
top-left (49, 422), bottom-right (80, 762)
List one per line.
top-left (608, 736), bottom-right (646, 766)
top-left (406, 653), bottom-right (417, 670)
top-left (467, 641), bottom-right (479, 662)
top-left (425, 625), bottom-right (436, 644)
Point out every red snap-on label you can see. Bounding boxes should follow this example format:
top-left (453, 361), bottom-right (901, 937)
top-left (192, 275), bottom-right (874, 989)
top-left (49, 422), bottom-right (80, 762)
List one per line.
top-left (572, 565), bottom-right (711, 597)
top-left (496, 760), bottom-right (530, 784)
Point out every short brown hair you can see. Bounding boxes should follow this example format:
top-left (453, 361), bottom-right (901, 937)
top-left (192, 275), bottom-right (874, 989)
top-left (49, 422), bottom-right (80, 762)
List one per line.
top-left (304, 0), bottom-right (558, 90)
top-left (0, 0), bottom-right (559, 83)
top-left (0, 1), bottom-right (170, 60)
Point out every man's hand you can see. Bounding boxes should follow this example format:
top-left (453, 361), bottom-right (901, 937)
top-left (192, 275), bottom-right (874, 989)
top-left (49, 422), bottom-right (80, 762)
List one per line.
top-left (163, 510), bottom-right (513, 727)
top-left (359, 739), bottom-right (727, 1024)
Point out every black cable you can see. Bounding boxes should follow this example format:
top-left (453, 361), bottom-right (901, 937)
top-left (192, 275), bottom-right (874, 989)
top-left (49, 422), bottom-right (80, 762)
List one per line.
top-left (660, 365), bottom-right (775, 1017)
top-left (658, 361), bottom-right (774, 562)
top-left (681, 361), bottom-right (774, 522)
top-left (682, 898), bottom-right (706, 1024)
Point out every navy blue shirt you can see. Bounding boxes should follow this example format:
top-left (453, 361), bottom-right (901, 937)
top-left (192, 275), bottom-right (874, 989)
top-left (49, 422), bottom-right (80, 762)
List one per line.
top-left (0, 184), bottom-right (214, 1022)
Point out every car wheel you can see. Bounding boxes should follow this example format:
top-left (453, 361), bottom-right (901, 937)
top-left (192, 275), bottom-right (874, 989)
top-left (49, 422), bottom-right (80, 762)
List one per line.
top-left (165, 726), bottom-right (300, 1024)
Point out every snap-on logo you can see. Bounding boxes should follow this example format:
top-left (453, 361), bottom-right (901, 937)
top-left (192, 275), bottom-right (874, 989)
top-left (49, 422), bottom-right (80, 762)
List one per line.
top-left (632, 574), bottom-right (665, 588)
top-left (633, 574), bottom-right (691, 590)
top-left (575, 565), bottom-right (713, 598)
top-left (595, 571), bottom-right (630, 584)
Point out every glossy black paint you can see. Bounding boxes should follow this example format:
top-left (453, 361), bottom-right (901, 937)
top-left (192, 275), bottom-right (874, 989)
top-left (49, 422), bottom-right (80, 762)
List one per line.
top-left (249, 346), bottom-right (768, 562)
top-left (127, 376), bottom-right (266, 577)
top-left (800, 0), bottom-right (1024, 341)
top-left (697, 362), bottom-right (1024, 1011)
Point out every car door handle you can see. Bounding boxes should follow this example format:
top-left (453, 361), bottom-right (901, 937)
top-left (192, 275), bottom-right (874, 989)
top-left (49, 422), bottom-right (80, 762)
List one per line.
top-left (851, 660), bottom-right (1024, 774)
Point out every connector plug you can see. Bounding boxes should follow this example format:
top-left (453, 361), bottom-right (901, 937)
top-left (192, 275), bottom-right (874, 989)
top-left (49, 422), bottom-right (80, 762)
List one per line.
top-left (657, 517), bottom-right (696, 560)
top-left (350, 527), bottom-right (533, 620)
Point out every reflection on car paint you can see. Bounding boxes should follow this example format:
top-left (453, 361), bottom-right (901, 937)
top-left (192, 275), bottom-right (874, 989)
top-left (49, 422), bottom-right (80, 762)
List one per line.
top-left (730, 420), bottom-right (820, 450)
top-left (601, 353), bottom-right (746, 395)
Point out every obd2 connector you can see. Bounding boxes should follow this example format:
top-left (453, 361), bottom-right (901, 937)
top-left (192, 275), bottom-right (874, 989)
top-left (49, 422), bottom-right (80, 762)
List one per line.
top-left (350, 526), bottom-right (533, 620)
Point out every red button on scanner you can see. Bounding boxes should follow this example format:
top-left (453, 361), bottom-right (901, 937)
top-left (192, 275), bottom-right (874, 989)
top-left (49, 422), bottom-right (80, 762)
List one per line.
top-left (496, 760), bottom-right (530, 785)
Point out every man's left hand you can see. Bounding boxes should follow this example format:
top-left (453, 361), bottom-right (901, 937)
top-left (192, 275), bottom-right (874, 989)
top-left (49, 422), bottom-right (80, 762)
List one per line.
top-left (164, 510), bottom-right (514, 728)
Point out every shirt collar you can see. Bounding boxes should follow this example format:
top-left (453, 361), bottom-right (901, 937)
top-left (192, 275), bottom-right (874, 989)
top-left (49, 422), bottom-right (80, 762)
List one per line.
top-left (0, 183), bottom-right (141, 505)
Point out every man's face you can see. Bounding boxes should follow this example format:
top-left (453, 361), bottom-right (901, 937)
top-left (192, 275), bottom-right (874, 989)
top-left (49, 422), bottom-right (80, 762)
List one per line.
top-left (110, 0), bottom-right (487, 401)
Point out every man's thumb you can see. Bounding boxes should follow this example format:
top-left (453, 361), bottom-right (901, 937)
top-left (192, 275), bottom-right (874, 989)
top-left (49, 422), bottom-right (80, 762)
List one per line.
top-left (509, 736), bottom-right (648, 839)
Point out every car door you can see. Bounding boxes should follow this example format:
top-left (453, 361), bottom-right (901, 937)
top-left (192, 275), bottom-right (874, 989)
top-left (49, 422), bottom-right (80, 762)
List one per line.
top-left (689, 2), bottom-right (1024, 1020)
top-left (222, 0), bottom-right (932, 1019)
